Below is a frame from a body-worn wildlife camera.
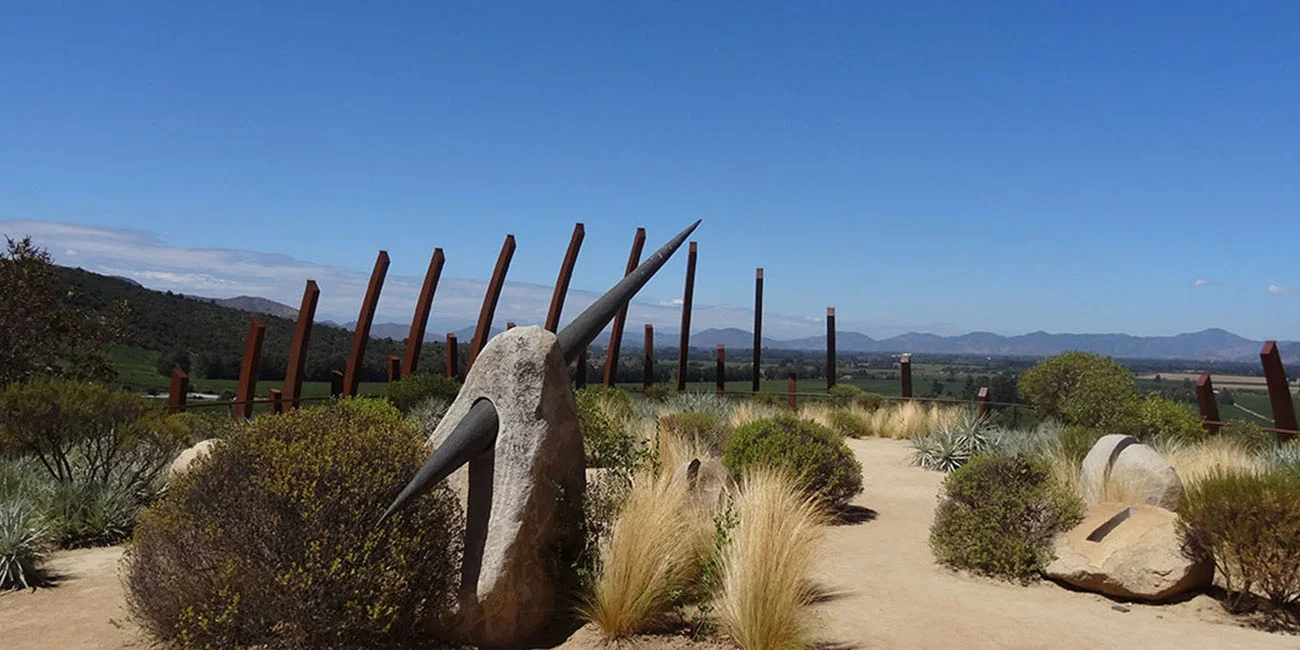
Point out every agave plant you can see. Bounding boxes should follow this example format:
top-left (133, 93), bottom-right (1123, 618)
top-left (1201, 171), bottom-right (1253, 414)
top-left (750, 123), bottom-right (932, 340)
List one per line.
top-left (0, 500), bottom-right (49, 590)
top-left (909, 411), bottom-right (1000, 472)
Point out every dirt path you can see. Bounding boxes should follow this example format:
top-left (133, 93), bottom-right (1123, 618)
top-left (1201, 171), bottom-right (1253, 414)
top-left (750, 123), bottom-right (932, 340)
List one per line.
top-left (3, 438), bottom-right (1294, 649)
top-left (808, 437), bottom-right (1292, 649)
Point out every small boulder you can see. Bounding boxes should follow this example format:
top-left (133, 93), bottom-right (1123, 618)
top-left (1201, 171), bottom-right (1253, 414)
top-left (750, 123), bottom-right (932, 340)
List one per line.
top-left (1080, 434), bottom-right (1183, 509)
top-left (671, 457), bottom-right (731, 511)
top-left (168, 439), bottom-right (218, 480)
top-left (1045, 503), bottom-right (1212, 601)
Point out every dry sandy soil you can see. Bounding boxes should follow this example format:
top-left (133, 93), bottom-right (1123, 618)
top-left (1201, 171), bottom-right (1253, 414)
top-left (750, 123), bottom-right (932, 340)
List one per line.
top-left (2, 438), bottom-right (1295, 649)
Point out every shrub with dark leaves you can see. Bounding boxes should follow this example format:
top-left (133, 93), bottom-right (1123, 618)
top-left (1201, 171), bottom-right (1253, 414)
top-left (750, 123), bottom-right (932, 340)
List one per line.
top-left (723, 414), bottom-right (862, 507)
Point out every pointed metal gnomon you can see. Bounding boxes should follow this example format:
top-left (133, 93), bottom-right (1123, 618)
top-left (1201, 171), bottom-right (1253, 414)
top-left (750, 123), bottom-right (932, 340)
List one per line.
top-left (381, 219), bottom-right (701, 520)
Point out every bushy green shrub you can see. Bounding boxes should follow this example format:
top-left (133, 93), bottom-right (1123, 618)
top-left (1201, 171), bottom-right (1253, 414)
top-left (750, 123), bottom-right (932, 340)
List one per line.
top-left (0, 378), bottom-right (186, 492)
top-left (1179, 469), bottom-right (1300, 611)
top-left (0, 499), bottom-right (49, 589)
top-left (930, 454), bottom-right (1082, 582)
top-left (577, 386), bottom-right (643, 469)
top-left (828, 385), bottom-right (864, 407)
top-left (910, 412), bottom-right (998, 472)
top-left (44, 480), bottom-right (138, 548)
top-left (658, 411), bottom-right (728, 454)
top-left (854, 392), bottom-right (887, 411)
top-left (165, 410), bottom-right (239, 443)
top-left (1018, 352), bottom-right (1140, 432)
top-left (1139, 395), bottom-right (1206, 443)
top-left (751, 390), bottom-right (783, 407)
top-left (723, 414), bottom-right (862, 507)
top-left (827, 409), bottom-right (867, 438)
top-left (381, 372), bottom-right (460, 413)
top-left (125, 399), bottom-right (464, 649)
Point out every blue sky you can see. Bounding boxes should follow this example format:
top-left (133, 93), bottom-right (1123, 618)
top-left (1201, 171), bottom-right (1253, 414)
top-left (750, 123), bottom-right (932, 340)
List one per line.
top-left (1, 3), bottom-right (1297, 339)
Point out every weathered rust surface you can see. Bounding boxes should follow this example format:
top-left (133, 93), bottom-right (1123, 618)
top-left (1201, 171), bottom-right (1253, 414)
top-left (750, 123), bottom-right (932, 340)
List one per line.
top-left (388, 355), bottom-right (401, 382)
top-left (575, 348), bottom-right (588, 389)
top-left (445, 333), bottom-right (459, 379)
top-left (468, 235), bottom-right (516, 371)
top-left (677, 241), bottom-right (698, 391)
top-left (546, 223), bottom-right (585, 332)
top-left (506, 321), bottom-right (516, 330)
top-left (900, 353), bottom-right (913, 399)
top-left (403, 248), bottom-right (444, 377)
top-left (716, 344), bottom-right (726, 395)
top-left (826, 307), bottom-right (836, 391)
top-left (604, 227), bottom-right (647, 386)
top-left (644, 324), bottom-right (655, 395)
top-left (788, 372), bottom-right (797, 410)
top-left (1260, 341), bottom-right (1298, 440)
top-left (753, 268), bottom-right (763, 393)
top-left (268, 388), bottom-right (283, 414)
top-left (344, 251), bottom-right (391, 396)
top-left (166, 368), bottom-right (189, 414)
top-left (284, 280), bottom-right (320, 409)
top-left (234, 317), bottom-right (266, 420)
top-left (978, 386), bottom-right (990, 417)
top-left (1195, 373), bottom-right (1221, 434)
top-left (330, 369), bottom-right (343, 397)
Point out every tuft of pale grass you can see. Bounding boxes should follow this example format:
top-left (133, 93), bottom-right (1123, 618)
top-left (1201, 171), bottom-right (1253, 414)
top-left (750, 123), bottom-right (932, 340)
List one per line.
top-left (863, 401), bottom-right (963, 439)
top-left (797, 403), bottom-right (836, 431)
top-left (655, 426), bottom-right (715, 480)
top-left (1157, 436), bottom-right (1264, 489)
top-left (730, 402), bottom-right (778, 430)
top-left (581, 469), bottom-right (712, 637)
top-left (1045, 446), bottom-right (1082, 499)
top-left (719, 468), bottom-right (826, 650)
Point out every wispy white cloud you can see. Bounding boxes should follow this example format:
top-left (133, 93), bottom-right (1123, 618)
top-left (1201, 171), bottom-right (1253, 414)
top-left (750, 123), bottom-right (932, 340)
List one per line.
top-left (1269, 284), bottom-right (1298, 295)
top-left (1192, 279), bottom-right (1212, 287)
top-left (3, 219), bottom-right (837, 338)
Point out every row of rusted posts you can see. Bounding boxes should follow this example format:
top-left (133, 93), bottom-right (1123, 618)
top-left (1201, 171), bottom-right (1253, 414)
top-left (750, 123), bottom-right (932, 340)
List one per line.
top-left (1195, 340), bottom-right (1298, 442)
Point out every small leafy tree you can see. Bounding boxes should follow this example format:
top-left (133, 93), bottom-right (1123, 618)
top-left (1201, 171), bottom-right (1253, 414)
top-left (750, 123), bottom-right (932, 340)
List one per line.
top-left (0, 237), bottom-right (121, 385)
top-left (1018, 351), bottom-right (1140, 433)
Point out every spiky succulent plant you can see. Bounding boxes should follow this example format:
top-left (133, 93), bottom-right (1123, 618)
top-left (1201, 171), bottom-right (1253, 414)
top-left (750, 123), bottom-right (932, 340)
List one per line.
top-left (0, 500), bottom-right (49, 590)
top-left (909, 411), bottom-right (1000, 472)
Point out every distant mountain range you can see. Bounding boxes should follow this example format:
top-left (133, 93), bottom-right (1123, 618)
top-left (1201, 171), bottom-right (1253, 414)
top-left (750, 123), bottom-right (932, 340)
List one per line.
top-left (207, 295), bottom-right (1293, 363)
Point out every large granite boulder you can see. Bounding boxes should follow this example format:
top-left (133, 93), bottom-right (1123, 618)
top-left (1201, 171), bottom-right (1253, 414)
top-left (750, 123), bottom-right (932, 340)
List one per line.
top-left (425, 326), bottom-right (584, 647)
top-left (168, 439), bottom-right (219, 480)
top-left (1081, 434), bottom-right (1183, 509)
top-left (1045, 503), bottom-right (1212, 601)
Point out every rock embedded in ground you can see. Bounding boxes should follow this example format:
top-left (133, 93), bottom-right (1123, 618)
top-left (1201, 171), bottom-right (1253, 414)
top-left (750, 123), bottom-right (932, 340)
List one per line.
top-left (167, 438), bottom-right (218, 480)
top-left (425, 326), bottom-right (584, 647)
top-left (1044, 502), bottom-right (1212, 601)
top-left (1080, 434), bottom-right (1184, 509)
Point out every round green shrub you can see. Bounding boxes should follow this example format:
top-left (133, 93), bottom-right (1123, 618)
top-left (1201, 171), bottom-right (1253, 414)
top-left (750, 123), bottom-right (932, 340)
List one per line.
top-left (930, 454), bottom-right (1082, 582)
top-left (723, 414), bottom-right (863, 507)
top-left (828, 409), bottom-right (867, 438)
top-left (1138, 395), bottom-right (1206, 443)
top-left (657, 411), bottom-right (728, 454)
top-left (1017, 352), bottom-right (1140, 433)
top-left (577, 386), bottom-right (642, 469)
top-left (1179, 469), bottom-right (1300, 611)
top-left (125, 398), bottom-right (464, 649)
top-left (828, 384), bottom-right (865, 407)
top-left (381, 372), bottom-right (460, 413)
top-left (854, 392), bottom-right (887, 411)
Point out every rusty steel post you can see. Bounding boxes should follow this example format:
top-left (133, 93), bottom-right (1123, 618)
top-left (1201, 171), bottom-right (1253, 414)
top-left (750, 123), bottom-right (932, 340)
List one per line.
top-left (977, 386), bottom-right (990, 418)
top-left (604, 227), bottom-right (647, 386)
top-left (826, 307), bottom-right (836, 391)
top-left (900, 353), bottom-right (913, 399)
top-left (330, 369), bottom-right (344, 397)
top-left (344, 251), bottom-right (391, 397)
top-left (445, 333), bottom-right (459, 379)
top-left (788, 372), bottom-right (797, 410)
top-left (283, 280), bottom-right (320, 409)
top-left (506, 321), bottom-right (516, 330)
top-left (403, 248), bottom-right (444, 377)
top-left (166, 368), bottom-right (189, 414)
top-left (643, 324), bottom-right (655, 396)
top-left (575, 348), bottom-right (588, 389)
top-left (753, 268), bottom-right (763, 393)
top-left (546, 223), bottom-right (585, 332)
top-left (1260, 341), bottom-right (1298, 441)
top-left (268, 388), bottom-right (283, 414)
top-left (387, 355), bottom-right (401, 382)
top-left (234, 317), bottom-right (266, 420)
top-left (468, 235), bottom-right (516, 371)
top-left (1196, 373), bottom-right (1221, 434)
top-left (677, 241), bottom-right (698, 392)
top-left (716, 345), bottom-right (726, 395)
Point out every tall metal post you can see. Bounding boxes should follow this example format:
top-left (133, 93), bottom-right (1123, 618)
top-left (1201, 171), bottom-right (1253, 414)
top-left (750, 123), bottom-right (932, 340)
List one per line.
top-left (716, 345), bottom-right (726, 395)
top-left (753, 268), bottom-right (763, 393)
top-left (344, 251), bottom-right (390, 396)
top-left (676, 241), bottom-right (698, 391)
top-left (445, 333), bottom-right (459, 379)
top-left (284, 280), bottom-right (320, 409)
top-left (468, 235), bottom-right (516, 371)
top-left (1261, 341), bottom-right (1298, 441)
top-left (403, 248), bottom-right (444, 377)
top-left (643, 324), bottom-right (655, 396)
top-left (546, 223), bottom-right (585, 332)
top-left (604, 227), bottom-right (646, 386)
top-left (234, 317), bottom-right (266, 420)
top-left (167, 368), bottom-right (189, 414)
top-left (901, 353), bottom-right (913, 400)
top-left (826, 307), bottom-right (836, 391)
top-left (1195, 373), bottom-right (1221, 434)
